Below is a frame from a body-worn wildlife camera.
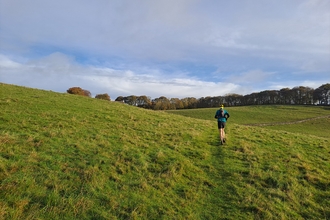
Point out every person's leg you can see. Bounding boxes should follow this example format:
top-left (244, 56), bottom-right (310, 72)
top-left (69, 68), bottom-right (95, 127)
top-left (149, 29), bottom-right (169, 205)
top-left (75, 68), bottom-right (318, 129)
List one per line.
top-left (222, 128), bottom-right (226, 142)
top-left (218, 122), bottom-right (226, 144)
top-left (218, 122), bottom-right (222, 141)
top-left (221, 122), bottom-right (226, 143)
top-left (220, 127), bottom-right (224, 144)
top-left (220, 128), bottom-right (226, 142)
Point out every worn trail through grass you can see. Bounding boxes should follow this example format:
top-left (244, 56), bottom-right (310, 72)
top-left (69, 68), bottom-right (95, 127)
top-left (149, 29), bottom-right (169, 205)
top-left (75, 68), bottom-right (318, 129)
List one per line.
top-left (245, 114), bottom-right (330, 126)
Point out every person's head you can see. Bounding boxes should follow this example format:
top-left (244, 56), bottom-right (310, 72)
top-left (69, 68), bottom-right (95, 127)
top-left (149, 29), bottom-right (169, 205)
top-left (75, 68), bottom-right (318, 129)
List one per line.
top-left (220, 104), bottom-right (224, 109)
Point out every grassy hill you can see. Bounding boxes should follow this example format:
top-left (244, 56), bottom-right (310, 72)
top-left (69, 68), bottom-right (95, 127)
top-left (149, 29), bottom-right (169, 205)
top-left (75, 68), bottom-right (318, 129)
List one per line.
top-left (1, 83), bottom-right (329, 219)
top-left (167, 105), bottom-right (330, 138)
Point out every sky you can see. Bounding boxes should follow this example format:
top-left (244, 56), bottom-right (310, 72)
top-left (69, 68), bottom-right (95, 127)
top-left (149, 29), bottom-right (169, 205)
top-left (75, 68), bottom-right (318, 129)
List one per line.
top-left (0, 0), bottom-right (329, 99)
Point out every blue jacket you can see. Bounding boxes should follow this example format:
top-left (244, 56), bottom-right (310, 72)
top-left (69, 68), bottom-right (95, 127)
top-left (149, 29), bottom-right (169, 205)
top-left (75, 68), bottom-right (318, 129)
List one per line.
top-left (215, 109), bottom-right (230, 122)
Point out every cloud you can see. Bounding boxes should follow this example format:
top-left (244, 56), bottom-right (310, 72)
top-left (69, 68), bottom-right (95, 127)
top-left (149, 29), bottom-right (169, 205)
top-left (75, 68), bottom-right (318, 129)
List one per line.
top-left (0, 54), bottom-right (22, 68)
top-left (2, 0), bottom-right (328, 62)
top-left (0, 53), bottom-right (240, 98)
top-left (0, 0), bottom-right (329, 98)
top-left (227, 70), bottom-right (276, 84)
top-left (270, 80), bottom-right (329, 91)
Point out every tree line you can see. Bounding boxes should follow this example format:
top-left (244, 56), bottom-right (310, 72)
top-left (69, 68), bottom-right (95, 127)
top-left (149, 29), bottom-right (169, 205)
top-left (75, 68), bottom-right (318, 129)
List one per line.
top-left (67, 83), bottom-right (330, 110)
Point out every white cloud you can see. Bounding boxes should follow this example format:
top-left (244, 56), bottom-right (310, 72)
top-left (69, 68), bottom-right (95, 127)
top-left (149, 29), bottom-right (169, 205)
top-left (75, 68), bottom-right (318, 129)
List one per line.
top-left (0, 54), bottom-right (22, 68)
top-left (0, 0), bottom-right (329, 98)
top-left (227, 70), bottom-right (276, 84)
top-left (2, 0), bottom-right (327, 62)
top-left (270, 80), bottom-right (328, 91)
top-left (0, 53), bottom-right (240, 98)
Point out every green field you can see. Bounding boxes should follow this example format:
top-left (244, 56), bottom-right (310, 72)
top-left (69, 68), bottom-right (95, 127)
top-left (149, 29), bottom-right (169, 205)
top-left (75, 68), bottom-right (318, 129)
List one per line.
top-left (167, 105), bottom-right (330, 138)
top-left (1, 83), bottom-right (330, 219)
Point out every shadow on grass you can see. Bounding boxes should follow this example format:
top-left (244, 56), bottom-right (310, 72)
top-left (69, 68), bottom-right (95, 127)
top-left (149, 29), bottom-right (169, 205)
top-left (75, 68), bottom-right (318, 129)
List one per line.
top-left (322, 106), bottom-right (330, 110)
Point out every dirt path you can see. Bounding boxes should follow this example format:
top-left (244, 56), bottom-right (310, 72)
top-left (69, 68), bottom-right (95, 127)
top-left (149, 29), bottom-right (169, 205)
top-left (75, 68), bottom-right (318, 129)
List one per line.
top-left (245, 115), bottom-right (330, 127)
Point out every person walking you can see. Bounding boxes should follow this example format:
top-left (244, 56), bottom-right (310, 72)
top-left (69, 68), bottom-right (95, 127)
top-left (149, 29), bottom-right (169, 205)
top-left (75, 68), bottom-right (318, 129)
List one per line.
top-left (215, 104), bottom-right (230, 145)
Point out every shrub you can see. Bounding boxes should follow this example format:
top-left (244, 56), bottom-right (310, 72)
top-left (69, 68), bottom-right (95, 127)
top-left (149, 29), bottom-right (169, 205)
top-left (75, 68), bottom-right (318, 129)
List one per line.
top-left (115, 96), bottom-right (124, 102)
top-left (67, 87), bottom-right (91, 97)
top-left (83, 90), bottom-right (92, 97)
top-left (95, 93), bottom-right (111, 101)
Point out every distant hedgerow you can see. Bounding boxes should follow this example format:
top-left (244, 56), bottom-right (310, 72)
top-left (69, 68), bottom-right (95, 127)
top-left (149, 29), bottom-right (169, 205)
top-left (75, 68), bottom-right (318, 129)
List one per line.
top-left (95, 93), bottom-right (111, 101)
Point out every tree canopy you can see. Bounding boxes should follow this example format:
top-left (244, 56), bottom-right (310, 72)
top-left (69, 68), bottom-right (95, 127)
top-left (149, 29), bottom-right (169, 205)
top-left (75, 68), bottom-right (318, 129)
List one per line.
top-left (67, 83), bottom-right (330, 110)
top-left (116, 83), bottom-right (330, 110)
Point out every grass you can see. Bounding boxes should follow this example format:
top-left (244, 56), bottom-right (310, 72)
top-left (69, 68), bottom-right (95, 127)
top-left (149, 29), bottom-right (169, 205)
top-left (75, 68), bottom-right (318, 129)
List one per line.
top-left (167, 105), bottom-right (330, 138)
top-left (1, 83), bottom-right (330, 219)
top-left (266, 117), bottom-right (330, 139)
top-left (166, 105), bottom-right (330, 124)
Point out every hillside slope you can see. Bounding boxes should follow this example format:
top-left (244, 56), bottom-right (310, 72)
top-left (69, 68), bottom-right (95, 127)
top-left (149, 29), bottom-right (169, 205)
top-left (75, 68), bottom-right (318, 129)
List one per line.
top-left (167, 105), bottom-right (330, 138)
top-left (0, 83), bottom-right (329, 219)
